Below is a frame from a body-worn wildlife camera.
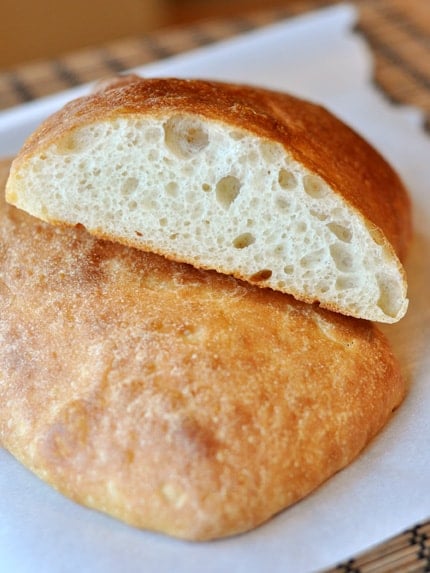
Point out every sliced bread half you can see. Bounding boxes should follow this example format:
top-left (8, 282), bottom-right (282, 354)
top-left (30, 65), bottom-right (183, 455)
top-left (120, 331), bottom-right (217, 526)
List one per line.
top-left (5, 76), bottom-right (412, 322)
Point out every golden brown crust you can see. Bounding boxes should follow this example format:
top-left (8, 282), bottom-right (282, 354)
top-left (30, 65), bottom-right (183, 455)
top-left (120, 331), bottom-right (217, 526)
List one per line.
top-left (0, 158), bottom-right (406, 540)
top-left (10, 77), bottom-right (412, 262)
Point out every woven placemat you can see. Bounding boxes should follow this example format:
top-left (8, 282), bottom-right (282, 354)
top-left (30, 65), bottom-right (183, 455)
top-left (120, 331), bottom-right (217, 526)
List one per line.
top-left (324, 521), bottom-right (430, 572)
top-left (0, 0), bottom-right (429, 130)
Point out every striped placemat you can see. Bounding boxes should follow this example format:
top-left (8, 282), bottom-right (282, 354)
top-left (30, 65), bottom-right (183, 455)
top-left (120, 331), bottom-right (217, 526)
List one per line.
top-left (0, 0), bottom-right (429, 131)
top-left (325, 521), bottom-right (430, 573)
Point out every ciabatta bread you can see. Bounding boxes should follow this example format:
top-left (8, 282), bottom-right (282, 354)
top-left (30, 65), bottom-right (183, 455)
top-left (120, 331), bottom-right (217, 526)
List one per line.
top-left (5, 76), bottom-right (411, 322)
top-left (0, 158), bottom-right (406, 540)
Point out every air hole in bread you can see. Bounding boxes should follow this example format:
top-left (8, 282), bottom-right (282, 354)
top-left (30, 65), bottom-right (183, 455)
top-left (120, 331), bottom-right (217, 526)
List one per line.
top-left (165, 181), bottom-right (178, 197)
top-left (300, 249), bottom-right (325, 269)
top-left (159, 218), bottom-right (167, 227)
top-left (278, 168), bottom-right (297, 190)
top-left (202, 183), bottom-right (211, 192)
top-left (330, 243), bottom-right (355, 272)
top-left (139, 195), bottom-right (151, 210)
top-left (121, 177), bottom-right (139, 196)
top-left (163, 115), bottom-right (209, 158)
top-left (368, 226), bottom-right (386, 247)
top-left (303, 174), bottom-right (328, 199)
top-left (135, 230), bottom-right (143, 237)
top-left (336, 276), bottom-right (358, 290)
top-left (376, 275), bottom-right (402, 318)
top-left (216, 176), bottom-right (241, 209)
top-left (55, 133), bottom-right (82, 155)
top-left (128, 200), bottom-right (138, 211)
top-left (250, 269), bottom-right (272, 281)
top-left (275, 195), bottom-right (290, 212)
top-left (327, 222), bottom-right (352, 243)
top-left (284, 265), bottom-right (294, 275)
top-left (294, 221), bottom-right (307, 233)
top-left (229, 130), bottom-right (244, 141)
top-left (233, 233), bottom-right (255, 249)
top-left (310, 209), bottom-right (328, 221)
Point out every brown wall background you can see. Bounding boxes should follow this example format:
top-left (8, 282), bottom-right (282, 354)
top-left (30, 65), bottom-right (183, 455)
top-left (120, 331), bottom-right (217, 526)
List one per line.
top-left (1, 0), bottom-right (167, 69)
top-left (1, 0), bottom-right (293, 69)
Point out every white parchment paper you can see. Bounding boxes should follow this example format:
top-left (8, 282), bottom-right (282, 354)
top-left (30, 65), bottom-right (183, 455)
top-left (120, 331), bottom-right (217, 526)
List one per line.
top-left (1, 5), bottom-right (429, 572)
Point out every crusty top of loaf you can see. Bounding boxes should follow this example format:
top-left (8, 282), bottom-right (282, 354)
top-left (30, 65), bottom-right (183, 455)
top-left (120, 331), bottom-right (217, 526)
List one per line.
top-left (0, 158), bottom-right (406, 540)
top-left (12, 76), bottom-right (411, 261)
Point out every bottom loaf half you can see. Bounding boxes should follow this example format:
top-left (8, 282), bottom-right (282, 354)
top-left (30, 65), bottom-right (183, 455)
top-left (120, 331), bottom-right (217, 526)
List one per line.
top-left (0, 158), bottom-right (405, 540)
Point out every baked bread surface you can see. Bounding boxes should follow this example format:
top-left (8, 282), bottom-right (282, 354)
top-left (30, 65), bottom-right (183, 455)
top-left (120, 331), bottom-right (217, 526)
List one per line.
top-left (0, 159), bottom-right (405, 540)
top-left (5, 77), bottom-right (411, 323)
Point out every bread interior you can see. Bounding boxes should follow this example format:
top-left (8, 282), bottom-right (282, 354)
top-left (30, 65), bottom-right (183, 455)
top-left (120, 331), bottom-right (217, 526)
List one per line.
top-left (8, 113), bottom-right (407, 322)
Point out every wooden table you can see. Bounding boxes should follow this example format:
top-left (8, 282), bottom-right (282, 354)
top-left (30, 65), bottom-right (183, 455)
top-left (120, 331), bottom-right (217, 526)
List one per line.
top-left (0, 0), bottom-right (429, 570)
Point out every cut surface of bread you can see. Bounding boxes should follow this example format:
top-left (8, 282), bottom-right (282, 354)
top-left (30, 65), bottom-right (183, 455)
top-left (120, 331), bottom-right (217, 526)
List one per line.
top-left (0, 158), bottom-right (406, 540)
top-left (5, 77), bottom-right (411, 323)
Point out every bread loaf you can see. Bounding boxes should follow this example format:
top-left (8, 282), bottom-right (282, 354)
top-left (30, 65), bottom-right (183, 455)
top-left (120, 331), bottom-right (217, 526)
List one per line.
top-left (0, 158), bottom-right (406, 540)
top-left (7, 76), bottom-right (411, 322)
top-left (5, 76), bottom-right (411, 323)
